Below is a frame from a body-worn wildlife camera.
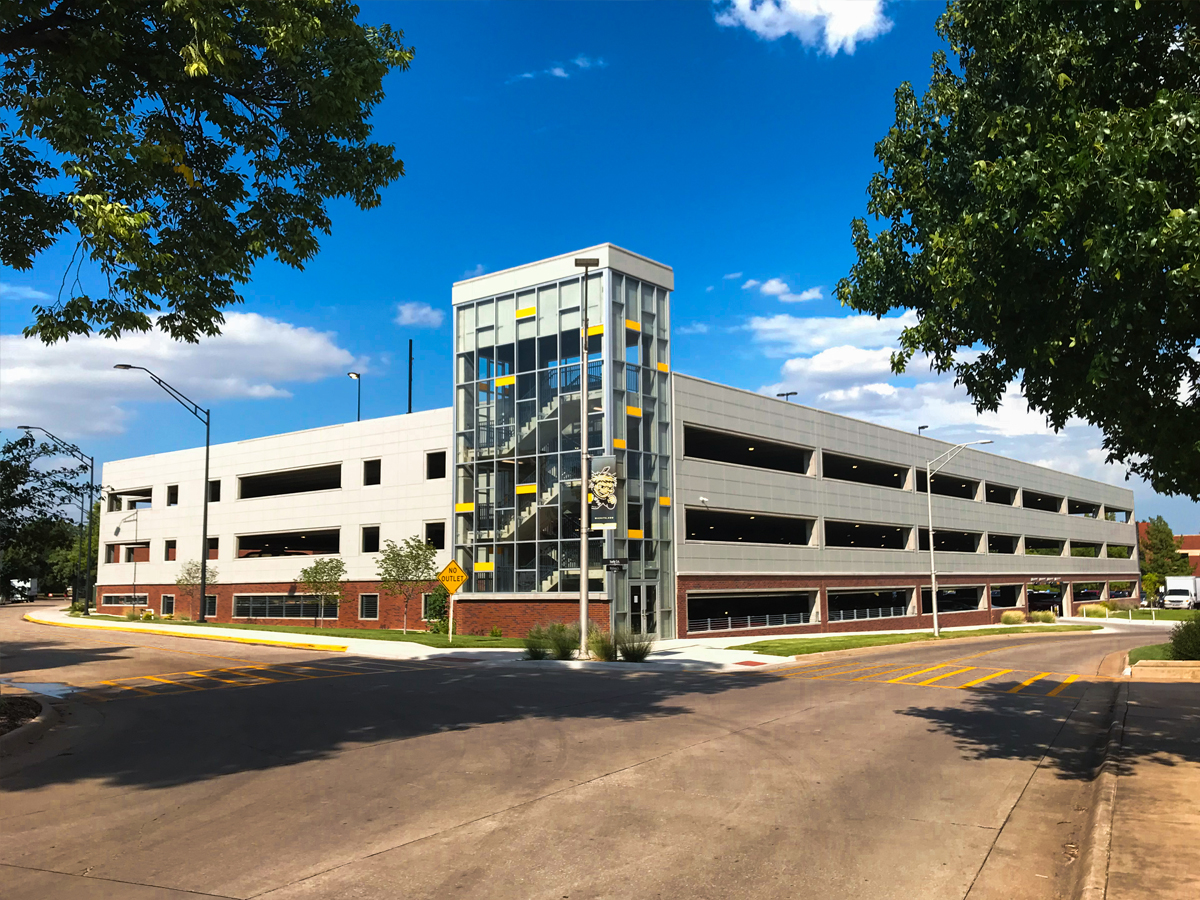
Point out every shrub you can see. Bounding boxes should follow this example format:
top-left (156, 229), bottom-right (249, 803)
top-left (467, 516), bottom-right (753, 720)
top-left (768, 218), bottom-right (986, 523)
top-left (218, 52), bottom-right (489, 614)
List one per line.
top-left (1030, 610), bottom-right (1057, 624)
top-left (1079, 605), bottom-right (1107, 618)
top-left (489, 625), bottom-right (503, 638)
top-left (141, 609), bottom-right (155, 621)
top-left (588, 627), bottom-right (618, 662)
top-left (161, 613), bottom-right (174, 620)
top-left (999, 610), bottom-right (1027, 625)
top-left (124, 608), bottom-right (139, 621)
top-left (1169, 613), bottom-right (1200, 661)
top-left (544, 622), bottom-right (580, 660)
top-left (615, 628), bottom-right (655, 663)
top-left (523, 625), bottom-right (550, 660)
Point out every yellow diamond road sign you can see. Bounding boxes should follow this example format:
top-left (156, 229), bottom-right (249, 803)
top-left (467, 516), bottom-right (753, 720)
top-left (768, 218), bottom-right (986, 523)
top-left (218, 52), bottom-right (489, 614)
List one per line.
top-left (438, 560), bottom-right (468, 594)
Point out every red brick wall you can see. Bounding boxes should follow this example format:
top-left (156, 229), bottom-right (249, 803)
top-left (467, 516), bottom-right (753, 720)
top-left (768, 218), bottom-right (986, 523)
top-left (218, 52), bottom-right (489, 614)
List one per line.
top-left (94, 582), bottom-right (608, 638)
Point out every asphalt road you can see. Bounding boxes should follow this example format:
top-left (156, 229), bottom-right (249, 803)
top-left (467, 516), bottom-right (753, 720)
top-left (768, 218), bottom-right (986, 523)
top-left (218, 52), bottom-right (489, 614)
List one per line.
top-left (0, 601), bottom-right (1168, 900)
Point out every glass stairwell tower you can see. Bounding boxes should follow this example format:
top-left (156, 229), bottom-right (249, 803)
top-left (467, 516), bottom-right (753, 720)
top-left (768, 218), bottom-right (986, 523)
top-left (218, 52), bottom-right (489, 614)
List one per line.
top-left (450, 245), bottom-right (675, 638)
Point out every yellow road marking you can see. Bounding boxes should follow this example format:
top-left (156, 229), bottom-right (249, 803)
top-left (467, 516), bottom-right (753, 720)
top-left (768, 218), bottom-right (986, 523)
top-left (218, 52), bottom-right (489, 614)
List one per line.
top-left (1008, 672), bottom-right (1051, 693)
top-left (1045, 674), bottom-right (1079, 697)
top-left (140, 675), bottom-right (204, 691)
top-left (852, 665), bottom-right (920, 681)
top-left (186, 669), bottom-right (244, 684)
top-left (101, 679), bottom-right (156, 696)
top-left (887, 664), bottom-right (949, 684)
top-left (811, 663), bottom-right (896, 679)
top-left (916, 666), bottom-right (975, 686)
top-left (958, 669), bottom-right (1012, 688)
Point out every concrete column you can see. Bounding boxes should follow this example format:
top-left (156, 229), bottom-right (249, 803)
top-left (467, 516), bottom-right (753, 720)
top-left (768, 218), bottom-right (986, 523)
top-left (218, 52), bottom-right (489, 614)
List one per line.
top-left (1101, 581), bottom-right (1110, 602)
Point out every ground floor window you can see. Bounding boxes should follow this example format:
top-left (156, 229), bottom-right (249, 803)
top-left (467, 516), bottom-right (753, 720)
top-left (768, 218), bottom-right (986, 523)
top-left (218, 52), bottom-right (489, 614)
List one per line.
top-left (205, 594), bottom-right (217, 618)
top-left (686, 590), bottom-right (815, 633)
top-left (990, 585), bottom-right (1021, 608)
top-left (826, 589), bottom-right (909, 622)
top-left (359, 594), bottom-right (379, 620)
top-left (232, 594), bottom-right (337, 618)
top-left (161, 594), bottom-right (175, 615)
top-left (103, 593), bottom-right (148, 606)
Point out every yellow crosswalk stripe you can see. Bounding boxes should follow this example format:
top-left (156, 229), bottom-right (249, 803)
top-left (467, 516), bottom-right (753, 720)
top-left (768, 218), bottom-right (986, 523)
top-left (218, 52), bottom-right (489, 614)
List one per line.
top-left (915, 666), bottom-right (975, 686)
top-left (101, 679), bottom-right (155, 695)
top-left (1007, 672), bottom-right (1051, 693)
top-left (141, 675), bottom-right (204, 691)
top-left (1045, 674), bottom-right (1079, 697)
top-left (887, 664), bottom-right (948, 684)
top-left (811, 663), bottom-right (896, 679)
top-left (852, 664), bottom-right (921, 681)
top-left (957, 669), bottom-right (1012, 688)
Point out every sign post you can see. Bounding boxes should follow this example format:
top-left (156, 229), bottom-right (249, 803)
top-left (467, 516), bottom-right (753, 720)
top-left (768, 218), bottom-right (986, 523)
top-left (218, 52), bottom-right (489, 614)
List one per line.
top-left (438, 560), bottom-right (468, 643)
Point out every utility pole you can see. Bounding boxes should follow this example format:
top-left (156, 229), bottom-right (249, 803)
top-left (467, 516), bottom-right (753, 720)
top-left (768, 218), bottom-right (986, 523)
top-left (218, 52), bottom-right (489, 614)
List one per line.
top-left (408, 339), bottom-right (414, 414)
top-left (576, 257), bottom-right (599, 656)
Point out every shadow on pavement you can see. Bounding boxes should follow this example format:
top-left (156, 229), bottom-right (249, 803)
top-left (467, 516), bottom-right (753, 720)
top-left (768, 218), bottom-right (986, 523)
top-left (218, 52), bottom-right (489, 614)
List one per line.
top-left (0, 639), bottom-right (141, 677)
top-left (898, 681), bottom-right (1200, 781)
top-left (1, 657), bottom-right (773, 792)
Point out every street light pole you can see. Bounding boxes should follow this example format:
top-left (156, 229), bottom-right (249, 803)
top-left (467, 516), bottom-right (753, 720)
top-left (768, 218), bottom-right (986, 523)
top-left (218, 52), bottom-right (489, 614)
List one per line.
top-left (18, 426), bottom-right (94, 615)
top-left (923, 439), bottom-right (992, 636)
top-left (348, 372), bottom-right (361, 421)
top-left (576, 257), bottom-right (599, 656)
top-left (114, 365), bottom-right (212, 622)
top-left (776, 391), bottom-right (797, 402)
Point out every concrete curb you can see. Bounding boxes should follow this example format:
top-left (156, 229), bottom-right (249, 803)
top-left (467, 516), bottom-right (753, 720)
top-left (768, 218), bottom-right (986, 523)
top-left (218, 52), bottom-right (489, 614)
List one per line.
top-left (23, 612), bottom-right (349, 653)
top-left (0, 694), bottom-right (59, 758)
top-left (1077, 680), bottom-right (1128, 900)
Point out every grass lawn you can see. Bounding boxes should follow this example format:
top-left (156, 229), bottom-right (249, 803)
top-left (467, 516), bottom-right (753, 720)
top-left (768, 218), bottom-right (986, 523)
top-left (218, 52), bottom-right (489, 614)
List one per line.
top-left (68, 613), bottom-right (526, 649)
top-left (731, 624), bottom-right (1102, 657)
top-left (1128, 643), bottom-right (1174, 664)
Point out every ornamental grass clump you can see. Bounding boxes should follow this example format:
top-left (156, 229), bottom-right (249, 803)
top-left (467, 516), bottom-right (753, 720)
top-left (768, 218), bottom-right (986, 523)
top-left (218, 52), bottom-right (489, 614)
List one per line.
top-left (615, 628), bottom-right (655, 663)
top-left (1029, 610), bottom-right (1057, 624)
top-left (999, 610), bottom-right (1026, 625)
top-left (523, 625), bottom-right (550, 660)
top-left (1169, 612), bottom-right (1200, 661)
top-left (544, 622), bottom-right (580, 660)
top-left (1079, 604), bottom-right (1107, 618)
top-left (588, 627), bottom-right (618, 662)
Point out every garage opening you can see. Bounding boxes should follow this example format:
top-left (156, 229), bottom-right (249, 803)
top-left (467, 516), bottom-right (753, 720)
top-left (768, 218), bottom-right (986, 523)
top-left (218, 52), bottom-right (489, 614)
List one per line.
top-left (686, 591), bottom-right (816, 633)
top-left (1068, 499), bottom-right (1100, 518)
top-left (987, 533), bottom-right (1019, 554)
top-left (916, 471), bottom-right (979, 499)
top-left (990, 585), bottom-right (1022, 607)
top-left (1027, 585), bottom-right (1063, 610)
top-left (1023, 490), bottom-right (1062, 513)
top-left (237, 529), bottom-right (340, 558)
top-left (239, 464), bottom-right (342, 500)
top-left (685, 508), bottom-right (814, 545)
top-left (683, 425), bottom-right (812, 475)
top-left (1073, 582), bottom-right (1104, 602)
top-left (918, 529), bottom-right (981, 553)
top-left (1070, 541), bottom-right (1102, 558)
top-left (921, 587), bottom-right (982, 613)
top-left (985, 483), bottom-right (1017, 505)
top-left (1106, 544), bottom-right (1132, 559)
top-left (1106, 508), bottom-right (1132, 523)
top-left (826, 589), bottom-right (910, 622)
top-left (822, 452), bottom-right (908, 489)
top-left (825, 521), bottom-right (909, 550)
top-left (1025, 537), bottom-right (1064, 556)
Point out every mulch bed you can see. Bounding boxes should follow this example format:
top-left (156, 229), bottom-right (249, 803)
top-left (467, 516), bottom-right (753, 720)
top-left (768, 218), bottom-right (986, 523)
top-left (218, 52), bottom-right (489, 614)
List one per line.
top-left (0, 695), bottom-right (43, 737)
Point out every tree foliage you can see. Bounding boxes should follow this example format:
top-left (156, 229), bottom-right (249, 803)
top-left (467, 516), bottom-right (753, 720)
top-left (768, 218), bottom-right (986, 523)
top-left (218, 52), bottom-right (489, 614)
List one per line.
top-left (298, 555), bottom-right (347, 627)
top-left (1139, 515), bottom-right (1193, 579)
top-left (174, 557), bottom-right (219, 617)
top-left (837, 0), bottom-right (1200, 498)
top-left (1, 1), bottom-right (412, 343)
top-left (376, 535), bottom-right (436, 634)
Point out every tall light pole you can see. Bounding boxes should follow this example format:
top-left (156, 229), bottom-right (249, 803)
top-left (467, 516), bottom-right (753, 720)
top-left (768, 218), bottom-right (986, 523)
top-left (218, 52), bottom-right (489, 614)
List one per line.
top-left (924, 439), bottom-right (992, 636)
top-left (19, 426), bottom-right (94, 615)
top-left (348, 372), bottom-right (361, 421)
top-left (576, 257), bottom-right (599, 655)
top-left (776, 391), bottom-right (797, 402)
top-left (114, 365), bottom-right (212, 622)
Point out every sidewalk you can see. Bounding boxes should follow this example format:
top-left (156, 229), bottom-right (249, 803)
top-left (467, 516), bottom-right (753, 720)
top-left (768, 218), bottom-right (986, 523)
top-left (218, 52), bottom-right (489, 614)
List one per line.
top-left (1106, 682), bottom-right (1200, 900)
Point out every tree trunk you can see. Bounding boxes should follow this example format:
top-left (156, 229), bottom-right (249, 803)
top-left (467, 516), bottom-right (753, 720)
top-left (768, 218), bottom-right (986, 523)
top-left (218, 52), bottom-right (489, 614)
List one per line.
top-left (403, 594), bottom-right (408, 634)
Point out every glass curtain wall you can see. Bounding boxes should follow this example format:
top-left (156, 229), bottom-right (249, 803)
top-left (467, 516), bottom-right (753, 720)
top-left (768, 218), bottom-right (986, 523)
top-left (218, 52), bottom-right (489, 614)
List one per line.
top-left (452, 268), bottom-right (673, 637)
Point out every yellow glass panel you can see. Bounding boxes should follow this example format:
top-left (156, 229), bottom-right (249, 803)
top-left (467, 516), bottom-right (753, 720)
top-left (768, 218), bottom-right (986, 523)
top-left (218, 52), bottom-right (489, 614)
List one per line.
top-left (516, 306), bottom-right (536, 319)
top-left (613, 438), bottom-right (626, 449)
top-left (659, 497), bottom-right (671, 506)
top-left (587, 324), bottom-right (604, 336)
top-left (495, 375), bottom-right (516, 386)
top-left (454, 502), bottom-right (474, 513)
top-left (515, 484), bottom-right (537, 494)
top-left (625, 319), bottom-right (641, 332)
top-left (656, 362), bottom-right (669, 373)
top-left (628, 529), bottom-right (644, 539)
top-left (473, 561), bottom-right (494, 572)
top-left (626, 406), bottom-right (642, 417)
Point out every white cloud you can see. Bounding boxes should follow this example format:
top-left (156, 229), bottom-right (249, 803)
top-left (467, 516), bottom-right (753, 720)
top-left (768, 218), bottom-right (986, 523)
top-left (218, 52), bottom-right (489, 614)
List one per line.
top-left (677, 323), bottom-right (711, 335)
top-left (572, 55), bottom-right (605, 69)
top-left (705, 286), bottom-right (715, 292)
top-left (394, 302), bottom-right (444, 329)
top-left (715, 0), bottom-right (893, 55)
top-left (463, 263), bottom-right (486, 279)
top-left (723, 271), bottom-right (743, 280)
top-left (549, 66), bottom-right (569, 79)
top-left (0, 282), bottom-right (51, 302)
top-left (509, 56), bottom-right (605, 84)
top-left (0, 313), bottom-right (359, 438)
top-left (795, 286), bottom-right (823, 302)
top-left (747, 309), bottom-right (917, 355)
top-left (754, 277), bottom-right (821, 303)
top-left (741, 279), bottom-right (761, 290)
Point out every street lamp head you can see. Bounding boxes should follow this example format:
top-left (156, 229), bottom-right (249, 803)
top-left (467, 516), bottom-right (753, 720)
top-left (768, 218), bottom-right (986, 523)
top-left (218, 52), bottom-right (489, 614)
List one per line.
top-left (347, 372), bottom-right (360, 380)
top-left (574, 258), bottom-right (599, 268)
top-left (918, 425), bottom-right (929, 434)
top-left (113, 364), bottom-right (133, 369)
top-left (18, 425), bottom-right (33, 430)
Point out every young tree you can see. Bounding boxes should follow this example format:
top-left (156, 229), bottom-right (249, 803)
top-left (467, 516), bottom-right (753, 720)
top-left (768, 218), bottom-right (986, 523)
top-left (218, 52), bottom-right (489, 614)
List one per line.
top-left (1139, 516), bottom-right (1193, 580)
top-left (1, 2), bottom-right (413, 344)
top-left (377, 536), bottom-right (437, 634)
top-left (48, 501), bottom-right (100, 594)
top-left (298, 557), bottom-right (348, 628)
top-left (175, 559), bottom-right (219, 620)
top-left (837, 0), bottom-right (1200, 498)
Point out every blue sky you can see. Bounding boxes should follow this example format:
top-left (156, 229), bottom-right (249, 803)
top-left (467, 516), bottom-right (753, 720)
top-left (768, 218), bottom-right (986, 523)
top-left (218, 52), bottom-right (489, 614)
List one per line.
top-left (1, 1), bottom-right (1195, 530)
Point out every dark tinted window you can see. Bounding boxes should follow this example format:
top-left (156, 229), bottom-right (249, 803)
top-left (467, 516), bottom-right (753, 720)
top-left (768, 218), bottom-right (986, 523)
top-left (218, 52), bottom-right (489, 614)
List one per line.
top-left (425, 521), bottom-right (446, 550)
top-left (362, 525), bottom-right (380, 553)
top-left (426, 451), bottom-right (446, 480)
top-left (363, 459), bottom-right (381, 486)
